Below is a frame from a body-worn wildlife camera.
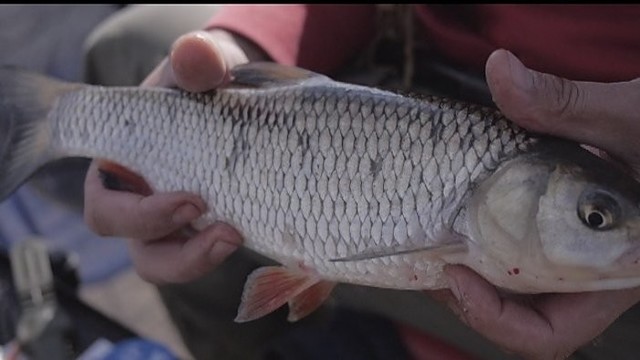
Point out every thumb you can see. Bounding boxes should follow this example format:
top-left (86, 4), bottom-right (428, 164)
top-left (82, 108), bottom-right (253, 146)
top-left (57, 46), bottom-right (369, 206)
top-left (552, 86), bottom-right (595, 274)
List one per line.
top-left (142, 30), bottom-right (250, 92)
top-left (485, 49), bottom-right (640, 164)
top-left (169, 30), bottom-right (237, 92)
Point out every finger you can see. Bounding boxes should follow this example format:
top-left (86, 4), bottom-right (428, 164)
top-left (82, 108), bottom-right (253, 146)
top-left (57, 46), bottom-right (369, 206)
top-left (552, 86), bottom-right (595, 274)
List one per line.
top-left (536, 287), bottom-right (640, 352)
top-left (169, 30), bottom-right (229, 92)
top-left (170, 30), bottom-right (256, 92)
top-left (141, 30), bottom-right (245, 91)
top-left (129, 221), bottom-right (243, 283)
top-left (443, 265), bottom-right (556, 356)
top-left (84, 161), bottom-right (206, 240)
top-left (485, 49), bottom-right (640, 162)
top-left (425, 288), bottom-right (469, 321)
top-left (426, 288), bottom-right (458, 305)
top-left (141, 57), bottom-right (175, 88)
top-left (444, 265), bottom-right (640, 359)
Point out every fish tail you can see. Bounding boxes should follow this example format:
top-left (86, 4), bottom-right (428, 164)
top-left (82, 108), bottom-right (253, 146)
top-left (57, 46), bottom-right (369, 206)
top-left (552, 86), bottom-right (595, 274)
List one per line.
top-left (0, 66), bottom-right (78, 201)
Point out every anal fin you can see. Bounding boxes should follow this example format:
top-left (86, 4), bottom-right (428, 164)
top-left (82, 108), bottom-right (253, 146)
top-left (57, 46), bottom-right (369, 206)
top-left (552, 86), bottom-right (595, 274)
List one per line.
top-left (287, 280), bottom-right (336, 322)
top-left (235, 266), bottom-right (324, 323)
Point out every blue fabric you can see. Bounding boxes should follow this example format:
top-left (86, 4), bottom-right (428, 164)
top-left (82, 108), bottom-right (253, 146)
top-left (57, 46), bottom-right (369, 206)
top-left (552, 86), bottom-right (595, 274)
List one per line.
top-left (0, 185), bottom-right (131, 284)
top-left (103, 338), bottom-right (179, 360)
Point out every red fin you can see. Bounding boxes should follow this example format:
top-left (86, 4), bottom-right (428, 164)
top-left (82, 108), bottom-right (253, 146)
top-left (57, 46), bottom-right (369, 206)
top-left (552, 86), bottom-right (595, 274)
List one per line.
top-left (287, 280), bottom-right (336, 322)
top-left (235, 266), bottom-right (319, 323)
top-left (97, 159), bottom-right (152, 196)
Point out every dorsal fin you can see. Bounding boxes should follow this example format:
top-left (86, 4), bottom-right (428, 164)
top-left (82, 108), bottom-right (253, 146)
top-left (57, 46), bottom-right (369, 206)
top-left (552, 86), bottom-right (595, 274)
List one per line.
top-left (229, 62), bottom-right (332, 88)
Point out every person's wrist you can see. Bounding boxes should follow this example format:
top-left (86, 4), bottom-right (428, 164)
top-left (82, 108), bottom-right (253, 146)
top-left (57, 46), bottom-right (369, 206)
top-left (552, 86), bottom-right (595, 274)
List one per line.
top-left (206, 29), bottom-right (269, 64)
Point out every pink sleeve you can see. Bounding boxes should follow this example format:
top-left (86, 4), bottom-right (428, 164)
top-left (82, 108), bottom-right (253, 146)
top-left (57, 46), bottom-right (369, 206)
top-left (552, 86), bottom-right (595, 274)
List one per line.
top-left (206, 5), bottom-right (376, 74)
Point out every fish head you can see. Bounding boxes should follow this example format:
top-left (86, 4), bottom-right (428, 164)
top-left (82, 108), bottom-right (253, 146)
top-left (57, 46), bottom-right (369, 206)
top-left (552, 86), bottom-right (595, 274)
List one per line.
top-left (466, 140), bottom-right (640, 292)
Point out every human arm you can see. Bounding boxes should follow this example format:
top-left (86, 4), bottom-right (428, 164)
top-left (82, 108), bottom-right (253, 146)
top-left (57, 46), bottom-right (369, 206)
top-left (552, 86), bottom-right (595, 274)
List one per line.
top-left (417, 49), bottom-right (640, 360)
top-left (206, 5), bottom-right (376, 74)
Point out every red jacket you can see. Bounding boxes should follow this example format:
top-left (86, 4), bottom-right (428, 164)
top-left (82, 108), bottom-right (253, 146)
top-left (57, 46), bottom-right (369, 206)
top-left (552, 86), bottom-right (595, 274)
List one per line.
top-left (207, 4), bottom-right (640, 82)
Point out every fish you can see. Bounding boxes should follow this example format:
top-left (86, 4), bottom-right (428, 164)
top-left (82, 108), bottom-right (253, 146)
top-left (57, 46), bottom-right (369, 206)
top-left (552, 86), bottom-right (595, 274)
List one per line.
top-left (2, 63), bottom-right (640, 323)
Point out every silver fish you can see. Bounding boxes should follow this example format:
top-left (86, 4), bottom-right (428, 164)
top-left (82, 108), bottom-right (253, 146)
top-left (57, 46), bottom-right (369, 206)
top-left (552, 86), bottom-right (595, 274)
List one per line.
top-left (2, 63), bottom-right (640, 323)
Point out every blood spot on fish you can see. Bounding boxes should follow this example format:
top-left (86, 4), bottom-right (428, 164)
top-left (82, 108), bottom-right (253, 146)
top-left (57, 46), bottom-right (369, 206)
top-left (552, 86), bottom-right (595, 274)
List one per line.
top-left (513, 268), bottom-right (520, 275)
top-left (295, 261), bottom-right (313, 274)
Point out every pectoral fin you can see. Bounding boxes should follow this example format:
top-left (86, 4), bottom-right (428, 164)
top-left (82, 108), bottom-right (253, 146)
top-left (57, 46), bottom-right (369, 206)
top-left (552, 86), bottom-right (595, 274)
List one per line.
top-left (330, 242), bottom-right (467, 262)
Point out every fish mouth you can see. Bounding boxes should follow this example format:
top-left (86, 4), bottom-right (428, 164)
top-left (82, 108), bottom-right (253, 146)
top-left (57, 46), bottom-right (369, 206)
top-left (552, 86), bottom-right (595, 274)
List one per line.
top-left (562, 276), bottom-right (640, 292)
top-left (539, 249), bottom-right (640, 293)
top-left (500, 266), bottom-right (640, 293)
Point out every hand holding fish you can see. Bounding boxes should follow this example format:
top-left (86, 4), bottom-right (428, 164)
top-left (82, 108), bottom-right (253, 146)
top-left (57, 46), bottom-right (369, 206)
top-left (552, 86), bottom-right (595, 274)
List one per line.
top-left (83, 29), bottom-right (265, 283)
top-left (423, 49), bottom-right (640, 360)
top-left (3, 30), bottom-right (640, 358)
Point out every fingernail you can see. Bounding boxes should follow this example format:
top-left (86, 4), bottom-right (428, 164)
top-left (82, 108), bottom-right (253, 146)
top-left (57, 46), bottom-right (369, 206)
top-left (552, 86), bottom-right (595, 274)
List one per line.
top-left (212, 240), bottom-right (238, 260)
top-left (449, 281), bottom-right (463, 304)
top-left (172, 203), bottom-right (201, 224)
top-left (98, 169), bottom-right (124, 191)
top-left (506, 50), bottom-right (533, 91)
top-left (445, 273), bottom-right (472, 318)
top-left (171, 31), bottom-right (226, 91)
top-left (444, 268), bottom-right (463, 303)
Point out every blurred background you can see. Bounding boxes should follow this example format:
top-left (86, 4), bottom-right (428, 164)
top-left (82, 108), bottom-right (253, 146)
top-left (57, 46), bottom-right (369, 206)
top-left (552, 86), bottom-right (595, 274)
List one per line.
top-left (0, 4), bottom-right (191, 359)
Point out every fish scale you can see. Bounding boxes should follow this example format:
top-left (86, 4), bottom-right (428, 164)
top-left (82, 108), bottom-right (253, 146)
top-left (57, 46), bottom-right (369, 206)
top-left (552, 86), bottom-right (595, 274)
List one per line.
top-left (5, 63), bottom-right (638, 323)
top-left (47, 77), bottom-right (533, 288)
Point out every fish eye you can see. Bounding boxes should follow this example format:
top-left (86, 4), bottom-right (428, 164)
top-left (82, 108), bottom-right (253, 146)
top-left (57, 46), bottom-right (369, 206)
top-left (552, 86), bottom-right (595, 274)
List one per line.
top-left (577, 190), bottom-right (620, 231)
top-left (581, 206), bottom-right (611, 229)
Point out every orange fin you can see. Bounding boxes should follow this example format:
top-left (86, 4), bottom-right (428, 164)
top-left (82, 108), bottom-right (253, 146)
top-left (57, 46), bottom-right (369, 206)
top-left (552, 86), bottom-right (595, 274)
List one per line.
top-left (287, 280), bottom-right (336, 322)
top-left (97, 159), bottom-right (152, 196)
top-left (234, 266), bottom-right (319, 323)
